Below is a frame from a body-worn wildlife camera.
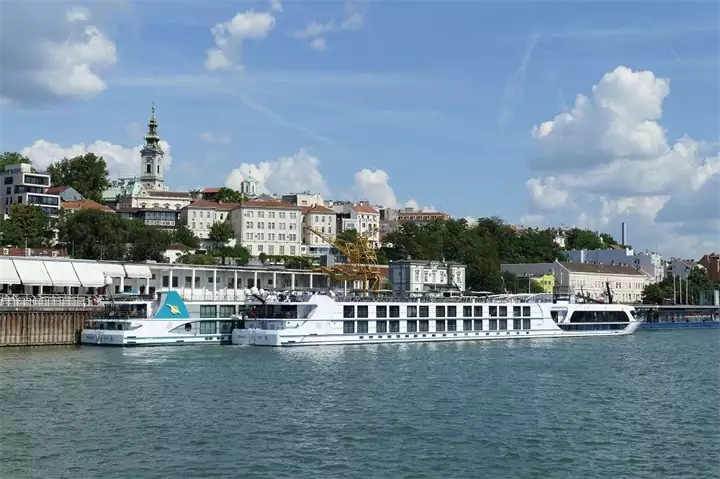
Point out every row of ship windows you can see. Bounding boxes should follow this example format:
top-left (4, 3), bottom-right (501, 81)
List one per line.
top-left (343, 305), bottom-right (532, 319)
top-left (343, 318), bottom-right (532, 334)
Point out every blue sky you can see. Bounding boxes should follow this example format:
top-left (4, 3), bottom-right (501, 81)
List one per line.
top-left (1, 1), bottom-right (719, 257)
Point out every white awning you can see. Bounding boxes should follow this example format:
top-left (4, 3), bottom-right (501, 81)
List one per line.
top-left (124, 264), bottom-right (152, 279)
top-left (43, 260), bottom-right (82, 287)
top-left (72, 262), bottom-right (106, 287)
top-left (100, 263), bottom-right (126, 277)
top-left (0, 258), bottom-right (21, 285)
top-left (13, 259), bottom-right (52, 286)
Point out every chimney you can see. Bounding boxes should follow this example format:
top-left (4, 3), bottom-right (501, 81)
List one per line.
top-left (621, 222), bottom-right (627, 246)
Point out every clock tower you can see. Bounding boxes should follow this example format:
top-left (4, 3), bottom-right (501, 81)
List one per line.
top-left (139, 102), bottom-right (165, 191)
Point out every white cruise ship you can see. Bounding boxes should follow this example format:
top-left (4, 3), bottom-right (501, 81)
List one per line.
top-left (232, 291), bottom-right (642, 347)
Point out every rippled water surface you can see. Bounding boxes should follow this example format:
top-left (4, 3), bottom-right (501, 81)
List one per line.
top-left (1, 330), bottom-right (719, 479)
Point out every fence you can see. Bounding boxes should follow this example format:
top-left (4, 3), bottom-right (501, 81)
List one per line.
top-left (0, 295), bottom-right (98, 309)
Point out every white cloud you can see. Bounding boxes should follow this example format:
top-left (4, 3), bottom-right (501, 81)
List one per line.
top-left (1, 3), bottom-right (118, 103)
top-left (293, 21), bottom-right (334, 39)
top-left (269, 0), bottom-right (283, 13)
top-left (403, 199), bottom-right (437, 212)
top-left (199, 132), bottom-right (231, 145)
top-left (310, 38), bottom-right (327, 51)
top-left (524, 65), bottom-right (720, 258)
top-left (292, 3), bottom-right (365, 50)
top-left (350, 169), bottom-right (397, 208)
top-left (205, 11), bottom-right (276, 71)
top-left (224, 149), bottom-right (330, 197)
top-left (20, 139), bottom-right (173, 178)
top-left (341, 12), bottom-right (364, 31)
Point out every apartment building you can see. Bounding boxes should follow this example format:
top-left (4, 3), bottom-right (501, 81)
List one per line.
top-left (565, 246), bottom-right (665, 283)
top-left (231, 199), bottom-right (303, 256)
top-left (282, 192), bottom-right (324, 208)
top-left (179, 201), bottom-right (240, 240)
top-left (301, 204), bottom-right (336, 256)
top-left (699, 253), bottom-right (720, 282)
top-left (330, 201), bottom-right (381, 247)
top-left (0, 163), bottom-right (60, 218)
top-left (116, 207), bottom-right (179, 232)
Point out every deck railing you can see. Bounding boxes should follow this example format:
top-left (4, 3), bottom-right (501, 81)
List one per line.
top-left (0, 294), bottom-right (101, 308)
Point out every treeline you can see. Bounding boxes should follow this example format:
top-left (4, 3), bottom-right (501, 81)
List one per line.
top-left (641, 267), bottom-right (718, 304)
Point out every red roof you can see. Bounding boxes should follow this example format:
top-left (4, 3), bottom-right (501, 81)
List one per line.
top-left (202, 187), bottom-right (221, 193)
top-left (353, 203), bottom-right (378, 214)
top-left (302, 204), bottom-right (335, 214)
top-left (45, 186), bottom-right (68, 195)
top-left (62, 199), bottom-right (114, 212)
top-left (185, 201), bottom-right (240, 210)
top-left (243, 199), bottom-right (298, 209)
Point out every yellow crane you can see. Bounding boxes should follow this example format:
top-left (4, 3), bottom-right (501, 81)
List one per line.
top-left (303, 225), bottom-right (382, 293)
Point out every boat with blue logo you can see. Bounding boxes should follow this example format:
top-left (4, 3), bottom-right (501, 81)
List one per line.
top-left (80, 290), bottom-right (241, 346)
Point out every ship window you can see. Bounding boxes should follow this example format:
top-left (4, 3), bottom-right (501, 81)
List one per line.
top-left (219, 321), bottom-right (233, 334)
top-left (357, 305), bottom-right (369, 318)
top-left (357, 321), bottom-right (368, 333)
top-left (474, 319), bottom-right (483, 331)
top-left (513, 319), bottom-right (522, 330)
top-left (447, 319), bottom-right (457, 331)
top-left (376, 305), bottom-right (387, 318)
top-left (489, 319), bottom-right (498, 330)
top-left (220, 305), bottom-right (236, 317)
top-left (436, 320), bottom-right (445, 332)
top-left (499, 306), bottom-right (507, 317)
top-left (447, 306), bottom-right (457, 317)
top-left (389, 320), bottom-right (400, 332)
top-left (463, 319), bottom-right (472, 331)
top-left (376, 320), bottom-right (387, 333)
top-left (489, 306), bottom-right (498, 317)
top-left (343, 321), bottom-right (355, 333)
top-left (200, 305), bottom-right (217, 318)
top-left (499, 319), bottom-right (507, 330)
top-left (436, 306), bottom-right (445, 317)
top-left (523, 306), bottom-right (531, 317)
top-left (407, 306), bottom-right (417, 318)
top-left (474, 306), bottom-right (483, 317)
top-left (343, 305), bottom-right (355, 319)
top-left (569, 310), bottom-right (629, 323)
top-left (407, 320), bottom-right (417, 333)
top-left (463, 306), bottom-right (472, 317)
top-left (523, 319), bottom-right (531, 330)
top-left (419, 320), bottom-right (429, 332)
top-left (419, 306), bottom-right (429, 318)
top-left (513, 306), bottom-right (521, 317)
top-left (200, 321), bottom-right (217, 334)
top-left (389, 306), bottom-right (400, 318)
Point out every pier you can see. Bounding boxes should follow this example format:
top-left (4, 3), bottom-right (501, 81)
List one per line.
top-left (634, 304), bottom-right (720, 329)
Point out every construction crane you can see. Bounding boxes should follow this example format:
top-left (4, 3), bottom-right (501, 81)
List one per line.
top-left (303, 225), bottom-right (382, 293)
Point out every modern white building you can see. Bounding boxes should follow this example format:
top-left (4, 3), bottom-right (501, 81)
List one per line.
top-left (501, 260), bottom-right (652, 303)
top-left (330, 201), bottom-right (381, 247)
top-left (389, 259), bottom-right (466, 295)
top-left (564, 246), bottom-right (665, 283)
top-left (0, 163), bottom-right (60, 219)
top-left (667, 258), bottom-right (703, 280)
top-left (282, 192), bottom-right (324, 208)
top-left (231, 199), bottom-right (303, 257)
top-left (179, 201), bottom-right (239, 240)
top-left (301, 204), bottom-right (336, 256)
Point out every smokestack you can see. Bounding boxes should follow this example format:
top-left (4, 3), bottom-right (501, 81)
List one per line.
top-left (621, 222), bottom-right (627, 246)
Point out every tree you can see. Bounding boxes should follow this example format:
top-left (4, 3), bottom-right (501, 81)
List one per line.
top-left (258, 252), bottom-right (268, 264)
top-left (172, 226), bottom-right (200, 248)
top-left (208, 221), bottom-right (234, 244)
top-left (641, 282), bottom-right (672, 304)
top-left (215, 187), bottom-right (246, 204)
top-left (126, 220), bottom-right (172, 263)
top-left (0, 152), bottom-right (32, 170)
top-left (566, 228), bottom-right (604, 250)
top-left (0, 204), bottom-right (55, 247)
top-left (213, 245), bottom-right (251, 265)
top-left (57, 209), bottom-right (130, 260)
top-left (599, 233), bottom-right (619, 246)
top-left (47, 153), bottom-right (109, 203)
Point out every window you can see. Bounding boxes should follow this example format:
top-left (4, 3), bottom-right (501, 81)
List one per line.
top-left (162, 275), bottom-right (169, 287)
top-left (523, 318), bottom-right (531, 330)
top-left (419, 306), bottom-right (429, 318)
top-left (499, 306), bottom-right (507, 317)
top-left (419, 320), bottom-right (429, 332)
top-left (489, 306), bottom-right (498, 317)
top-left (343, 305), bottom-right (355, 319)
top-left (199, 321), bottom-right (217, 334)
top-left (200, 305), bottom-right (217, 318)
top-left (436, 306), bottom-right (445, 317)
top-left (447, 319), bottom-right (457, 331)
top-left (220, 305), bottom-right (236, 317)
top-left (357, 305), bottom-right (369, 318)
top-left (376, 320), bottom-right (387, 333)
top-left (463, 319), bottom-right (472, 331)
top-left (513, 306), bottom-right (522, 317)
top-left (343, 321), bottom-right (355, 333)
top-left (435, 320), bottom-right (446, 332)
top-left (447, 306), bottom-right (457, 317)
top-left (489, 319), bottom-right (498, 330)
top-left (473, 306), bottom-right (483, 317)
top-left (389, 320), bottom-right (400, 332)
top-left (463, 306), bottom-right (472, 317)
top-left (407, 320), bottom-right (417, 332)
top-left (406, 305), bottom-right (417, 317)
top-left (376, 305), bottom-right (387, 318)
top-left (357, 321), bottom-right (368, 333)
top-left (474, 319), bottom-right (483, 331)
top-left (499, 319), bottom-right (507, 330)
top-left (523, 306), bottom-right (531, 317)
top-left (513, 319), bottom-right (522, 330)
top-left (389, 306), bottom-right (400, 318)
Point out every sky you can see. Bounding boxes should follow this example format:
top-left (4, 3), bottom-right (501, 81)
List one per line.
top-left (1, 0), bottom-right (719, 259)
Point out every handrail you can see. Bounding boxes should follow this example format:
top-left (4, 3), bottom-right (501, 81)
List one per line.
top-left (0, 294), bottom-right (101, 308)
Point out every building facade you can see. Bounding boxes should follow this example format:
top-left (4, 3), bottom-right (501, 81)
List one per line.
top-left (301, 204), bottom-right (336, 256)
top-left (1, 163), bottom-right (60, 219)
top-left (564, 246), bottom-right (665, 283)
top-left (699, 253), bottom-right (720, 282)
top-left (179, 201), bottom-right (240, 240)
top-left (397, 208), bottom-right (451, 225)
top-left (331, 201), bottom-right (381, 247)
top-left (46, 186), bottom-right (84, 202)
top-left (282, 193), bottom-right (325, 208)
top-left (117, 207), bottom-right (179, 231)
top-left (389, 259), bottom-right (466, 295)
top-left (231, 199), bottom-right (303, 256)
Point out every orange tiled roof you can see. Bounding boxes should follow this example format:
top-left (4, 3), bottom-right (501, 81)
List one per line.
top-left (202, 187), bottom-right (221, 193)
top-left (46, 186), bottom-right (68, 195)
top-left (353, 203), bottom-right (378, 214)
top-left (62, 199), bottom-right (114, 212)
top-left (302, 204), bottom-right (335, 214)
top-left (243, 199), bottom-right (299, 209)
top-left (185, 201), bottom-right (240, 210)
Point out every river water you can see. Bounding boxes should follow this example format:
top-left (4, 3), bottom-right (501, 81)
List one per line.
top-left (1, 330), bottom-right (718, 479)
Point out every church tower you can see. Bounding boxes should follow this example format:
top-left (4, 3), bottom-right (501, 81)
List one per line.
top-left (139, 102), bottom-right (165, 191)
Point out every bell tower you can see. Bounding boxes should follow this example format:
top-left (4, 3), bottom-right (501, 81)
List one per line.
top-left (139, 101), bottom-right (165, 190)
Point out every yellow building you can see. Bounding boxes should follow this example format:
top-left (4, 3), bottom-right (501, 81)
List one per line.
top-left (530, 274), bottom-right (555, 293)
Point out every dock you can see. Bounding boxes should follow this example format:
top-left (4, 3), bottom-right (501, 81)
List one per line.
top-left (634, 304), bottom-right (720, 329)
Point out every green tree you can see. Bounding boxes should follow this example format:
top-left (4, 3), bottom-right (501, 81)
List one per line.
top-left (0, 204), bottom-right (55, 247)
top-left (258, 252), bottom-right (268, 264)
top-left (641, 281), bottom-right (673, 304)
top-left (566, 228), bottom-right (603, 250)
top-left (57, 209), bottom-right (129, 260)
top-left (213, 244), bottom-right (251, 265)
top-left (172, 225), bottom-right (200, 248)
top-left (215, 187), bottom-right (246, 204)
top-left (47, 153), bottom-right (109, 203)
top-left (0, 152), bottom-right (32, 170)
top-left (126, 220), bottom-right (172, 262)
top-left (599, 233), bottom-right (619, 246)
top-left (208, 221), bottom-right (234, 244)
